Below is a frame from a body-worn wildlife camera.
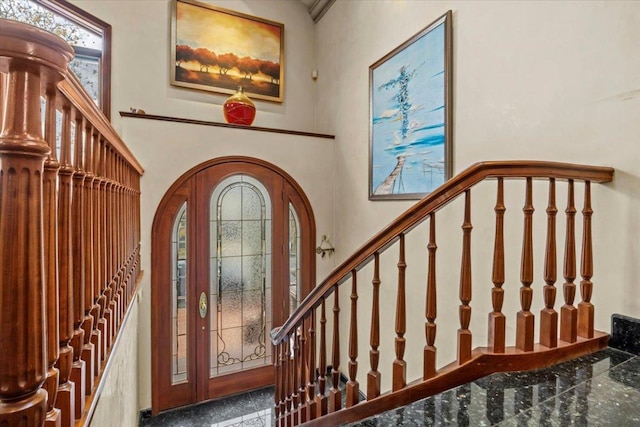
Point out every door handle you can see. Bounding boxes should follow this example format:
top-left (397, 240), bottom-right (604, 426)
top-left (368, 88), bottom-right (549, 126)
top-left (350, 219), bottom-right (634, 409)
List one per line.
top-left (199, 292), bottom-right (208, 319)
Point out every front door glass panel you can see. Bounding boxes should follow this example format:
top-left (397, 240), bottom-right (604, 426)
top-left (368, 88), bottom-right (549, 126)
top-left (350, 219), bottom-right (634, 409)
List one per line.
top-left (171, 202), bottom-right (188, 384)
top-left (288, 204), bottom-right (301, 315)
top-left (209, 175), bottom-right (272, 377)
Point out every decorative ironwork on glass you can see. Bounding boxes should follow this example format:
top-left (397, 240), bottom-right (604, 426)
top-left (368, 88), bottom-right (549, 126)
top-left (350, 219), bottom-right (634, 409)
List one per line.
top-left (209, 175), bottom-right (272, 377)
top-left (171, 202), bottom-right (188, 384)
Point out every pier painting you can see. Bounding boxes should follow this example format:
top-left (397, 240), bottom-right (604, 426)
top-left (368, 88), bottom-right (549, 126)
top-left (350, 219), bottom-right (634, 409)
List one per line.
top-left (369, 12), bottom-right (452, 200)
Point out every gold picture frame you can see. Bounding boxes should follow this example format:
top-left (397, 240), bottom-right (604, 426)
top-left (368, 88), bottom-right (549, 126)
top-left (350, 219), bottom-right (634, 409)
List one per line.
top-left (171, 0), bottom-right (284, 102)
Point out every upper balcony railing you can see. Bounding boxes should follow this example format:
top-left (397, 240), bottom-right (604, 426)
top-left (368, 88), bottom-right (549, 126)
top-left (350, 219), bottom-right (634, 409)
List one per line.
top-left (271, 160), bottom-right (614, 426)
top-left (0, 19), bottom-right (143, 427)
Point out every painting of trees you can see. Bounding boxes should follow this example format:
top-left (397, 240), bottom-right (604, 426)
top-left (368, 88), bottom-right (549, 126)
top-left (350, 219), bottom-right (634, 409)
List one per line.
top-left (216, 53), bottom-right (239, 75)
top-left (237, 56), bottom-right (261, 80)
top-left (176, 44), bottom-right (195, 67)
top-left (259, 61), bottom-right (281, 85)
top-left (194, 47), bottom-right (217, 73)
top-left (171, 0), bottom-right (284, 102)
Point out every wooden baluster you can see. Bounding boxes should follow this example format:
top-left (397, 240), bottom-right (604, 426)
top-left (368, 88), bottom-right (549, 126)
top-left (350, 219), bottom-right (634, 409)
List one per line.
top-left (306, 310), bottom-right (317, 420)
top-left (425, 213), bottom-right (438, 378)
top-left (99, 138), bottom-right (112, 350)
top-left (298, 320), bottom-right (307, 423)
top-left (85, 122), bottom-right (104, 376)
top-left (329, 285), bottom-right (342, 412)
top-left (488, 179), bottom-right (506, 353)
top-left (286, 333), bottom-right (293, 427)
top-left (71, 111), bottom-right (88, 416)
top-left (113, 156), bottom-right (121, 321)
top-left (292, 329), bottom-right (300, 425)
top-left (578, 181), bottom-right (594, 338)
top-left (541, 178), bottom-right (558, 348)
top-left (117, 157), bottom-right (126, 320)
top-left (122, 160), bottom-right (130, 305)
top-left (111, 154), bottom-right (122, 326)
top-left (346, 270), bottom-right (359, 407)
top-left (458, 190), bottom-right (473, 364)
top-left (93, 132), bottom-right (107, 361)
top-left (368, 253), bottom-right (381, 398)
top-left (0, 72), bottom-right (6, 120)
top-left (55, 103), bottom-right (76, 427)
top-left (134, 176), bottom-right (141, 282)
top-left (43, 86), bottom-right (62, 427)
top-left (274, 342), bottom-right (281, 427)
top-left (117, 157), bottom-right (124, 319)
top-left (393, 233), bottom-right (407, 391)
top-left (122, 165), bottom-right (131, 301)
top-left (315, 299), bottom-right (328, 416)
top-left (128, 171), bottom-right (134, 296)
top-left (517, 177), bottom-right (535, 352)
top-left (82, 120), bottom-right (99, 393)
top-left (561, 180), bottom-right (578, 343)
top-left (0, 50), bottom-right (49, 426)
top-left (107, 148), bottom-right (119, 337)
top-left (279, 341), bottom-right (286, 426)
top-left (102, 145), bottom-right (113, 338)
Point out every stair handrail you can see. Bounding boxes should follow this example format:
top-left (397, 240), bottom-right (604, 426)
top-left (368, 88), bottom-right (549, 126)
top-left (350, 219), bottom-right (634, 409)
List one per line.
top-left (271, 160), bottom-right (614, 345)
top-left (1, 18), bottom-right (143, 426)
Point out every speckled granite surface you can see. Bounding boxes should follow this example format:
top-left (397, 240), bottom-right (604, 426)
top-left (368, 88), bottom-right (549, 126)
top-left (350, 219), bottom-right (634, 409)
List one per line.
top-left (348, 348), bottom-right (639, 426)
top-left (139, 348), bottom-right (639, 426)
top-left (139, 386), bottom-right (275, 426)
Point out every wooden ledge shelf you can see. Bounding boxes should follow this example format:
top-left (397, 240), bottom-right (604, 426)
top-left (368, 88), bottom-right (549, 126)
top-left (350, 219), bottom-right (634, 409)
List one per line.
top-left (119, 111), bottom-right (335, 139)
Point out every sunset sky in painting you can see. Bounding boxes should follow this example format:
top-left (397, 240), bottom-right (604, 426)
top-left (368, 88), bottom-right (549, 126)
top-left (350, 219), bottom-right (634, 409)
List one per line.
top-left (176, 1), bottom-right (282, 63)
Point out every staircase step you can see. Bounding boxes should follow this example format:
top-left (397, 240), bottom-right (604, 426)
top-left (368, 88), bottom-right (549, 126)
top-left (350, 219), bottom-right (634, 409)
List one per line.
top-left (347, 348), bottom-right (639, 426)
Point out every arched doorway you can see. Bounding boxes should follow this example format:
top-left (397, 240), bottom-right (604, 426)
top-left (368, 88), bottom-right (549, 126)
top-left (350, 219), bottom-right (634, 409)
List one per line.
top-left (151, 157), bottom-right (316, 413)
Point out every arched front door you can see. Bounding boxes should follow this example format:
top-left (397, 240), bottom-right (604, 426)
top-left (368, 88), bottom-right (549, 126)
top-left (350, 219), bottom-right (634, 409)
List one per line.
top-left (151, 157), bottom-right (316, 413)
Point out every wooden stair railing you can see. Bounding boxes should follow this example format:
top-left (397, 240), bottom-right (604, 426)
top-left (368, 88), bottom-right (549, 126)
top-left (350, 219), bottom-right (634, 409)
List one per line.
top-left (270, 161), bottom-right (613, 426)
top-left (0, 20), bottom-right (143, 427)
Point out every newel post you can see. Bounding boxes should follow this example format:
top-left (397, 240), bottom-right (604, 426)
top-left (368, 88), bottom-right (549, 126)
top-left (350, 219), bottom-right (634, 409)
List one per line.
top-left (0, 19), bottom-right (73, 426)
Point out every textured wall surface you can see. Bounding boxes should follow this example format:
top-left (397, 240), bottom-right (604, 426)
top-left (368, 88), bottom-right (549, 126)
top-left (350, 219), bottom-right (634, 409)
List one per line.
top-left (90, 297), bottom-right (139, 426)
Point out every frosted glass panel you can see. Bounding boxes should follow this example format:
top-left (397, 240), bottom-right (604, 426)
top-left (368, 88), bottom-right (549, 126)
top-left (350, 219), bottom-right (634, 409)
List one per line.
top-left (220, 186), bottom-right (241, 220)
top-left (218, 327), bottom-right (243, 365)
top-left (242, 256), bottom-right (263, 291)
top-left (243, 290), bottom-right (263, 323)
top-left (242, 187), bottom-right (262, 220)
top-left (220, 257), bottom-right (242, 293)
top-left (242, 221), bottom-right (262, 256)
top-left (209, 175), bottom-right (271, 378)
top-left (221, 221), bottom-right (241, 257)
top-left (220, 291), bottom-right (242, 329)
top-left (289, 204), bottom-right (301, 316)
top-left (171, 203), bottom-right (188, 385)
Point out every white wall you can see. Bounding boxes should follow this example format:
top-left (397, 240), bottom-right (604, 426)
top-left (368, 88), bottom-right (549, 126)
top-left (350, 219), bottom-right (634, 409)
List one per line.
top-left (315, 0), bottom-right (639, 392)
top-left (90, 296), bottom-right (140, 427)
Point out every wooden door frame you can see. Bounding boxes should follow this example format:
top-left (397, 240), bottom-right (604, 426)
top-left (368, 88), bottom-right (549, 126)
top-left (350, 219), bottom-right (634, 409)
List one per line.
top-left (151, 156), bottom-right (316, 414)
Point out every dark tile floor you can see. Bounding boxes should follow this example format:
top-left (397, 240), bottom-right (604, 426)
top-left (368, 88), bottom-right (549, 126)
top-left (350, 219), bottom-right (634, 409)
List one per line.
top-left (140, 348), bottom-right (639, 426)
top-left (139, 386), bottom-right (276, 426)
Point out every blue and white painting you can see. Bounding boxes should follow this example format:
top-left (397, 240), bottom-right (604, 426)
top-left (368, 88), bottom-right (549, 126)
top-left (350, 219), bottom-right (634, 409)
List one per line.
top-left (370, 16), bottom-right (450, 199)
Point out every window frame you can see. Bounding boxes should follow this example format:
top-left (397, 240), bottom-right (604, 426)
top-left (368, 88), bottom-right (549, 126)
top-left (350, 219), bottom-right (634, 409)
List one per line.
top-left (35, 0), bottom-right (112, 119)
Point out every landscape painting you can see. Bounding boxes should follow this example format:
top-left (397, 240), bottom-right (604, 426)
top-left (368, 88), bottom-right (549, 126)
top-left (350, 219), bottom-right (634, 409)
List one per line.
top-left (171, 0), bottom-right (284, 102)
top-left (369, 11), bottom-right (452, 200)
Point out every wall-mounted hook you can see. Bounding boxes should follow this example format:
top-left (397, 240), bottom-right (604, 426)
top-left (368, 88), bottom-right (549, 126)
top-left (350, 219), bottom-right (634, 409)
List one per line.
top-left (315, 234), bottom-right (334, 258)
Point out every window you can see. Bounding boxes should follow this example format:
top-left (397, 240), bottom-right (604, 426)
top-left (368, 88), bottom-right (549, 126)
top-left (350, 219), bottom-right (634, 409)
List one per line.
top-left (0, 0), bottom-right (112, 118)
